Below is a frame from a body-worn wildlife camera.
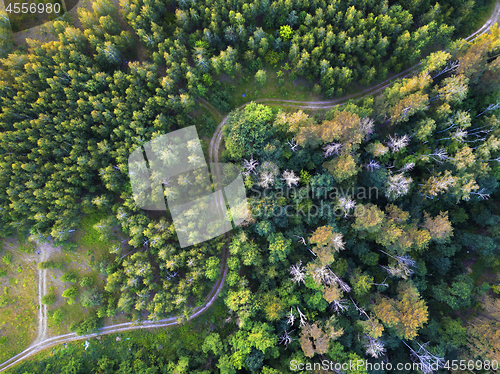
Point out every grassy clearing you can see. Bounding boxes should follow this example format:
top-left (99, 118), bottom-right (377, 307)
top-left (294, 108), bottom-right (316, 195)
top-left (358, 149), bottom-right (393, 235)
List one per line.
top-left (206, 60), bottom-right (323, 115)
top-left (231, 65), bottom-right (322, 108)
top-left (0, 238), bottom-right (38, 363)
top-left (8, 298), bottom-right (233, 374)
top-left (45, 248), bottom-right (101, 336)
top-left (191, 104), bottom-right (219, 141)
top-left (189, 103), bottom-right (219, 162)
top-left (46, 210), bottom-right (121, 336)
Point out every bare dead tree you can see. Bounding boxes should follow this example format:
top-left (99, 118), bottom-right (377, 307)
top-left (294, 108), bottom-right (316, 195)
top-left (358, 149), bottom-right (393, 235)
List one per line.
top-left (323, 142), bottom-right (343, 158)
top-left (431, 60), bottom-right (459, 79)
top-left (278, 329), bottom-right (295, 348)
top-left (325, 267), bottom-right (352, 292)
top-left (258, 171), bottom-right (275, 188)
top-left (363, 334), bottom-right (386, 358)
top-left (281, 170), bottom-right (300, 187)
top-left (386, 172), bottom-right (413, 200)
top-left (360, 117), bottom-right (375, 138)
top-left (287, 138), bottom-right (299, 152)
top-left (350, 297), bottom-right (368, 318)
top-left (330, 298), bottom-right (349, 314)
top-left (387, 134), bottom-right (410, 153)
top-left (470, 188), bottom-right (490, 200)
top-left (286, 307), bottom-right (295, 326)
top-left (476, 101), bottom-right (500, 117)
top-left (398, 162), bottom-right (415, 173)
top-left (293, 235), bottom-right (307, 245)
top-left (370, 276), bottom-right (389, 288)
top-left (337, 196), bottom-right (356, 217)
top-left (422, 148), bottom-right (448, 163)
top-left (297, 307), bottom-right (308, 327)
top-left (402, 341), bottom-right (445, 374)
top-left (242, 155), bottom-right (259, 177)
top-left (290, 261), bottom-right (306, 285)
top-left (364, 160), bottom-right (380, 171)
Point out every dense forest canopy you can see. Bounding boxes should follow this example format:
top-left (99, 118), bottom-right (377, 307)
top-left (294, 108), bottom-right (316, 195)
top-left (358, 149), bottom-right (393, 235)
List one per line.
top-left (1, 0), bottom-right (500, 372)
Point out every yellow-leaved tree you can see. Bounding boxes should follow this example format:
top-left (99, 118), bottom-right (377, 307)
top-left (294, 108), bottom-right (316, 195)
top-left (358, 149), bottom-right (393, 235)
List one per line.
top-left (373, 282), bottom-right (428, 340)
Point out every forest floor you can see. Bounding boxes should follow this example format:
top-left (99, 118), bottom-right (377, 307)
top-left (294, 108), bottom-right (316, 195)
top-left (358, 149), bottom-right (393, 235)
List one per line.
top-left (0, 236), bottom-right (38, 364)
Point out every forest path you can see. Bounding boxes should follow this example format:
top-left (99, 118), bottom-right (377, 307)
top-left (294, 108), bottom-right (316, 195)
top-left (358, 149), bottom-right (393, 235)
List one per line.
top-left (1, 2), bottom-right (500, 373)
top-left (202, 1), bottom-right (500, 113)
top-left (30, 243), bottom-right (48, 347)
top-left (0, 91), bottom-right (230, 374)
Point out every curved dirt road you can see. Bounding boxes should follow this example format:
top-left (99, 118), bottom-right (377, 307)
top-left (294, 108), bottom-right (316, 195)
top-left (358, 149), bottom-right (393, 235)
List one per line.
top-left (0, 116), bottom-right (230, 373)
top-left (1, 4), bottom-right (500, 372)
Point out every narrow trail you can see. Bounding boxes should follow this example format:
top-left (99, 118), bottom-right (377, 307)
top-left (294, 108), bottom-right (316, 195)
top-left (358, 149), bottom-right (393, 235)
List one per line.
top-left (31, 244), bottom-right (48, 347)
top-left (1, 3), bottom-right (500, 372)
top-left (201, 2), bottom-right (500, 113)
top-left (0, 102), bottom-right (230, 373)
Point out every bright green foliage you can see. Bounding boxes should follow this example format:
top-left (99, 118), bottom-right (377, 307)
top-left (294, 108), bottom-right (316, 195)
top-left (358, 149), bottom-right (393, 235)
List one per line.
top-left (438, 317), bottom-right (468, 349)
top-left (328, 343), bottom-right (369, 374)
top-left (62, 286), bottom-right (79, 305)
top-left (255, 69), bottom-right (267, 87)
top-left (41, 293), bottom-right (56, 305)
top-left (61, 271), bottom-right (78, 283)
top-left (205, 256), bottom-right (220, 280)
top-left (1, 254), bottom-right (11, 266)
top-left (51, 309), bottom-right (65, 324)
top-left (279, 25), bottom-right (293, 41)
top-left (202, 333), bottom-right (224, 356)
top-left (351, 268), bottom-right (373, 298)
top-left (267, 232), bottom-right (292, 263)
top-left (223, 102), bottom-right (274, 159)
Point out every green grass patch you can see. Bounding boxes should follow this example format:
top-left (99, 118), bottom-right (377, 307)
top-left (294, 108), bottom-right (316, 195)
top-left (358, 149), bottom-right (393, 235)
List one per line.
top-left (192, 107), bottom-right (218, 140)
top-left (207, 61), bottom-right (322, 115)
top-left (78, 211), bottom-right (110, 248)
top-left (0, 247), bottom-right (38, 363)
top-left (10, 299), bottom-right (232, 374)
top-left (45, 239), bottom-right (112, 336)
top-left (16, 229), bottom-right (36, 254)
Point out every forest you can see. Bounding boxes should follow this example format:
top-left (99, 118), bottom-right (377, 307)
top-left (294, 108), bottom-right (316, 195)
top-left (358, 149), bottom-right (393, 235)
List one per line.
top-left (0, 0), bottom-right (500, 371)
